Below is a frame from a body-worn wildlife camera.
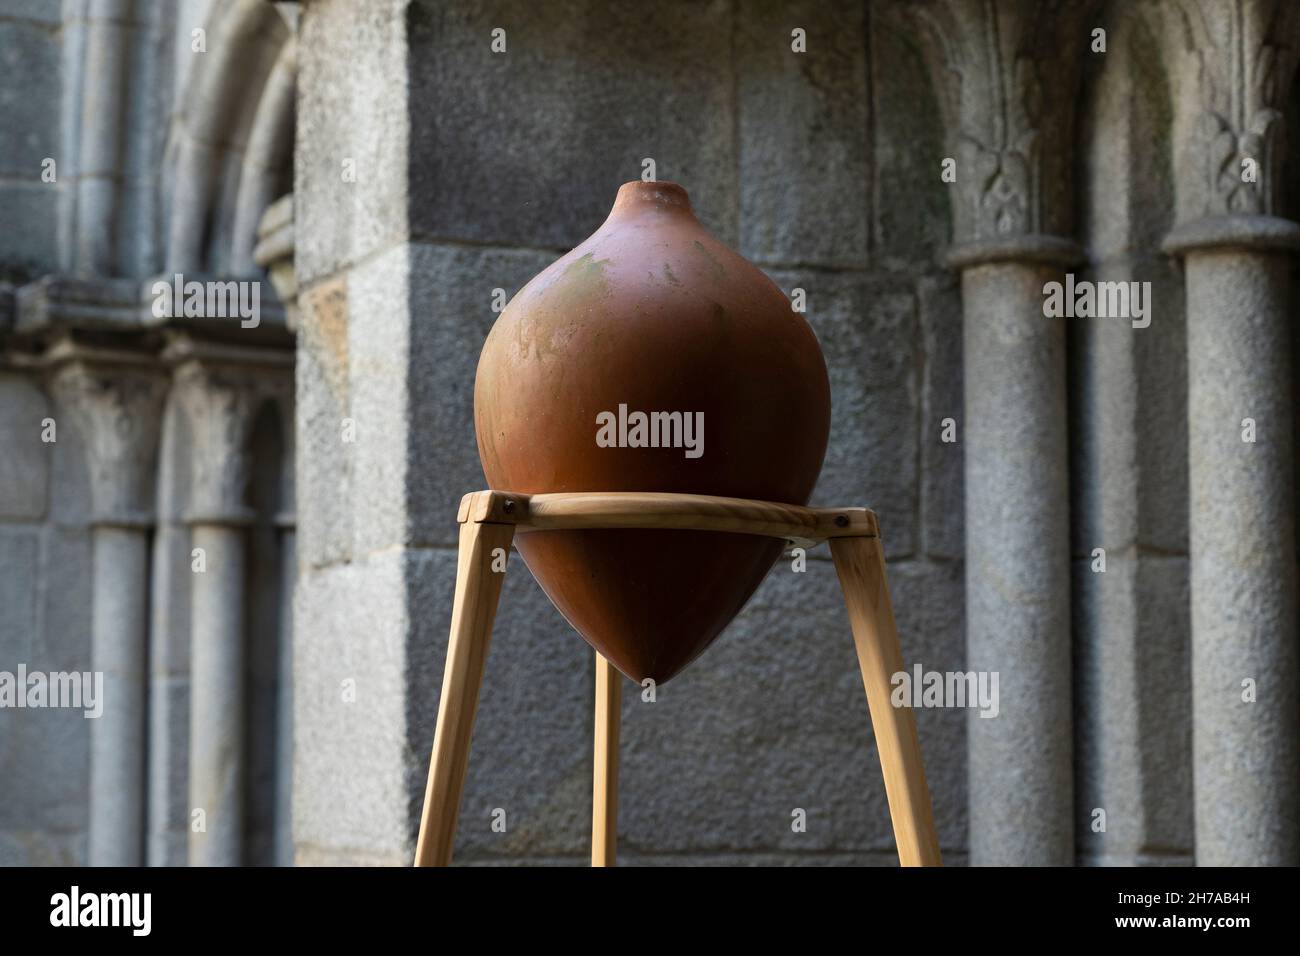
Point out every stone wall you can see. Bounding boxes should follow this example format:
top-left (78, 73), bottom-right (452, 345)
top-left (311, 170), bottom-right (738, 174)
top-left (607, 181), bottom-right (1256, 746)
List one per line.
top-left (0, 0), bottom-right (297, 866)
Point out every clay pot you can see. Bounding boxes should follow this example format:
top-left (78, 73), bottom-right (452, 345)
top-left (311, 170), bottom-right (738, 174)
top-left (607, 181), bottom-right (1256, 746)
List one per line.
top-left (474, 181), bottom-right (830, 683)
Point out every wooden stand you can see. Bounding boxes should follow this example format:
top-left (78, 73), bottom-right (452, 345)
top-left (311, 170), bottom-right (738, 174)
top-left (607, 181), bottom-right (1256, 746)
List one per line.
top-left (413, 491), bottom-right (942, 868)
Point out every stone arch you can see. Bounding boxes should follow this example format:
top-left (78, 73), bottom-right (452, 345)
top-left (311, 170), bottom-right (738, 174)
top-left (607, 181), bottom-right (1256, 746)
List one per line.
top-left (869, 3), bottom-right (952, 265)
top-left (230, 39), bottom-right (297, 276)
top-left (164, 0), bottom-right (296, 275)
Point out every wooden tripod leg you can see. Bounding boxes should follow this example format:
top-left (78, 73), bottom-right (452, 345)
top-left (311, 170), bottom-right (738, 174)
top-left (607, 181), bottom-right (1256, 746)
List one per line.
top-left (591, 652), bottom-right (621, 867)
top-left (414, 518), bottom-right (515, 866)
top-left (830, 535), bottom-right (942, 867)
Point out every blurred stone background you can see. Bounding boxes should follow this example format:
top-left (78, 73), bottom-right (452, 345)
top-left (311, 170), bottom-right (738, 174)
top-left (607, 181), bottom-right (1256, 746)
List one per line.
top-left (1, 0), bottom-right (1296, 866)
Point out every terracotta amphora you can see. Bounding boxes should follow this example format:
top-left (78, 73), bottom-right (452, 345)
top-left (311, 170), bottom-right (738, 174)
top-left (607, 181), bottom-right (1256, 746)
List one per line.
top-left (474, 181), bottom-right (830, 683)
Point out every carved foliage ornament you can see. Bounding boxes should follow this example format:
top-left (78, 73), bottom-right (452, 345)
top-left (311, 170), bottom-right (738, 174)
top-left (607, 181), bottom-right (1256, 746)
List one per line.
top-left (905, 0), bottom-right (1100, 245)
top-left (52, 363), bottom-right (167, 525)
top-left (1174, 0), bottom-right (1300, 217)
top-left (175, 364), bottom-right (262, 522)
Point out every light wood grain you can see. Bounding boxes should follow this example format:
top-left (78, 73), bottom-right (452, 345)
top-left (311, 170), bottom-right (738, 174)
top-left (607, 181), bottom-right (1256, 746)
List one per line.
top-left (591, 653), bottom-right (621, 867)
top-left (830, 535), bottom-right (942, 867)
top-left (459, 490), bottom-right (878, 545)
top-left (413, 518), bottom-right (514, 866)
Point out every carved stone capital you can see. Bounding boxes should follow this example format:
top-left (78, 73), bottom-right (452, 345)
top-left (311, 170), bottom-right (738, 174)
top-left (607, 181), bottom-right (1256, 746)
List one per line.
top-left (904, 0), bottom-right (1100, 258)
top-left (173, 361), bottom-right (266, 525)
top-left (1170, 0), bottom-right (1300, 221)
top-left (50, 361), bottom-right (167, 527)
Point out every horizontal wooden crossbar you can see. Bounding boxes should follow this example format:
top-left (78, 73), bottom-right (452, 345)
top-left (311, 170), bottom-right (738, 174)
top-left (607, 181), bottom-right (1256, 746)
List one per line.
top-left (456, 491), bottom-right (878, 547)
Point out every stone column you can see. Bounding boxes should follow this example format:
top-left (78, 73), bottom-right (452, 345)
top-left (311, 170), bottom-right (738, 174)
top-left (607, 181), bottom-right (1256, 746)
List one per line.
top-left (911, 0), bottom-right (1097, 864)
top-left (1161, 0), bottom-right (1300, 865)
top-left (51, 359), bottom-right (166, 866)
top-left (274, 387), bottom-right (296, 866)
top-left (174, 360), bottom-right (259, 867)
top-left (1069, 8), bottom-right (1195, 865)
top-left (274, 515), bottom-right (296, 865)
top-left (257, 194), bottom-right (298, 864)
